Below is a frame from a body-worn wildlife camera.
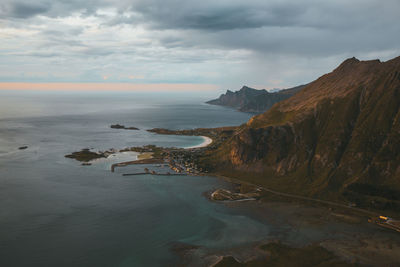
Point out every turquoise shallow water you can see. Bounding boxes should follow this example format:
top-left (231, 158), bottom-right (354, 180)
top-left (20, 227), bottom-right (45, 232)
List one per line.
top-left (0, 90), bottom-right (271, 267)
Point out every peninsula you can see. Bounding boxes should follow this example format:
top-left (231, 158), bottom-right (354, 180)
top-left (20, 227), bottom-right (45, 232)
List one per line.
top-left (206, 84), bottom-right (305, 113)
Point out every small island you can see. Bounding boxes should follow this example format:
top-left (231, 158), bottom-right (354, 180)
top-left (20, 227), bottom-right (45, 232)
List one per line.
top-left (65, 148), bottom-right (107, 162)
top-left (110, 124), bottom-right (139, 130)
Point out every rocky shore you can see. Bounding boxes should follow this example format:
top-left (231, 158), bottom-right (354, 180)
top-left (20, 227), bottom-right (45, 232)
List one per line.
top-left (167, 195), bottom-right (400, 266)
top-left (211, 242), bottom-right (358, 267)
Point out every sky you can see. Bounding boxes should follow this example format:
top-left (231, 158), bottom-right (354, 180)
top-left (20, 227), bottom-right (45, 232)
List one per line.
top-left (1, 0), bottom-right (400, 91)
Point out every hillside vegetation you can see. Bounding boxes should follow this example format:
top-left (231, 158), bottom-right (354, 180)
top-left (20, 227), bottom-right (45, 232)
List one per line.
top-left (200, 56), bottom-right (400, 214)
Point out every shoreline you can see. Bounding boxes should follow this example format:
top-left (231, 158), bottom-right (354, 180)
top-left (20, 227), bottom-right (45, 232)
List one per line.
top-left (203, 176), bottom-right (400, 266)
top-left (184, 136), bottom-right (212, 149)
top-left (110, 136), bottom-right (213, 171)
top-left (63, 129), bottom-right (400, 265)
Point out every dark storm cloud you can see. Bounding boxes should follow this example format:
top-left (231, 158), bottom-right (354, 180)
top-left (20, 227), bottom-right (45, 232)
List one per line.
top-left (131, 0), bottom-right (400, 57)
top-left (8, 2), bottom-right (50, 18)
top-left (0, 0), bottom-right (109, 19)
top-left (2, 0), bottom-right (305, 31)
top-left (1, 0), bottom-right (400, 86)
top-left (126, 0), bottom-right (393, 32)
top-left (131, 2), bottom-right (306, 31)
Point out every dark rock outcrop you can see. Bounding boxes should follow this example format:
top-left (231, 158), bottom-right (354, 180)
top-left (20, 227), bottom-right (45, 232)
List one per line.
top-left (65, 149), bottom-right (106, 162)
top-left (206, 85), bottom-right (305, 113)
top-left (110, 124), bottom-right (139, 130)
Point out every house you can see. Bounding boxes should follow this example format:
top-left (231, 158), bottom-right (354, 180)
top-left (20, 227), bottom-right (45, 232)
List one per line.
top-left (379, 216), bottom-right (389, 222)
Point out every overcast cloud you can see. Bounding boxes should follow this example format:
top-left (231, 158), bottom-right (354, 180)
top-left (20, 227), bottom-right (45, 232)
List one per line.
top-left (1, 0), bottom-right (399, 89)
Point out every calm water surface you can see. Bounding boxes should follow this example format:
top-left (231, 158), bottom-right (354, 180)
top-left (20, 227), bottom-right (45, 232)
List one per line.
top-left (1, 90), bottom-right (398, 266)
top-left (0, 90), bottom-right (268, 266)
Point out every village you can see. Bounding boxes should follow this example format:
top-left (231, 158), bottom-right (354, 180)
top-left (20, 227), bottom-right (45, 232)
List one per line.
top-left (112, 146), bottom-right (208, 176)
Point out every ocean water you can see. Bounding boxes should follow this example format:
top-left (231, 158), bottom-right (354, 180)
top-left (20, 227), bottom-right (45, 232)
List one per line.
top-left (0, 90), bottom-right (270, 267)
top-left (1, 90), bottom-right (400, 266)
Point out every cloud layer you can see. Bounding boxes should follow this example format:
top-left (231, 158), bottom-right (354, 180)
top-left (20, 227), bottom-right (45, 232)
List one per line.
top-left (1, 0), bottom-right (400, 89)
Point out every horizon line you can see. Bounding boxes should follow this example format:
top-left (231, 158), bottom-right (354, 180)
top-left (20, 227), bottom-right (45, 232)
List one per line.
top-left (0, 82), bottom-right (219, 92)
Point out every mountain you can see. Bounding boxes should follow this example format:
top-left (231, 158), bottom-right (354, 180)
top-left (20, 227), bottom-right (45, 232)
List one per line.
top-left (206, 85), bottom-right (305, 113)
top-left (201, 56), bottom-right (400, 214)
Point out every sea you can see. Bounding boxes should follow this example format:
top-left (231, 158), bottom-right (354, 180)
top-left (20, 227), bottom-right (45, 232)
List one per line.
top-left (0, 89), bottom-right (269, 266)
top-left (1, 89), bottom-right (399, 266)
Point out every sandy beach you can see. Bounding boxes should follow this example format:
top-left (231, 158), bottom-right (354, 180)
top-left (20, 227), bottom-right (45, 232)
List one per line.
top-left (184, 136), bottom-right (212, 149)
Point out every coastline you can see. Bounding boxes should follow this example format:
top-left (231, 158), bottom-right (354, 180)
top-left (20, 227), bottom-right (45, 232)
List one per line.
top-left (201, 173), bottom-right (400, 266)
top-left (184, 136), bottom-right (212, 149)
top-left (62, 126), bottom-right (400, 265)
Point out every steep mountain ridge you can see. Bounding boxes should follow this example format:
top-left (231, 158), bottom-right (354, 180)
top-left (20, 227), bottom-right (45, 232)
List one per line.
top-left (202, 56), bottom-right (400, 213)
top-left (206, 85), bottom-right (305, 113)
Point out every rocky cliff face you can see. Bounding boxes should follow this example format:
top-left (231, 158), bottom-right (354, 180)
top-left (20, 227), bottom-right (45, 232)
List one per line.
top-left (206, 85), bottom-right (304, 113)
top-left (206, 56), bottom-right (400, 212)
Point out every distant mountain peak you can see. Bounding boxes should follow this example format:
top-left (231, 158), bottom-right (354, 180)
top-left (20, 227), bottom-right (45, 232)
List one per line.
top-left (347, 56), bottom-right (359, 62)
top-left (336, 57), bottom-right (361, 70)
top-left (238, 85), bottom-right (265, 93)
top-left (336, 57), bottom-right (384, 72)
top-left (206, 84), bottom-right (305, 113)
